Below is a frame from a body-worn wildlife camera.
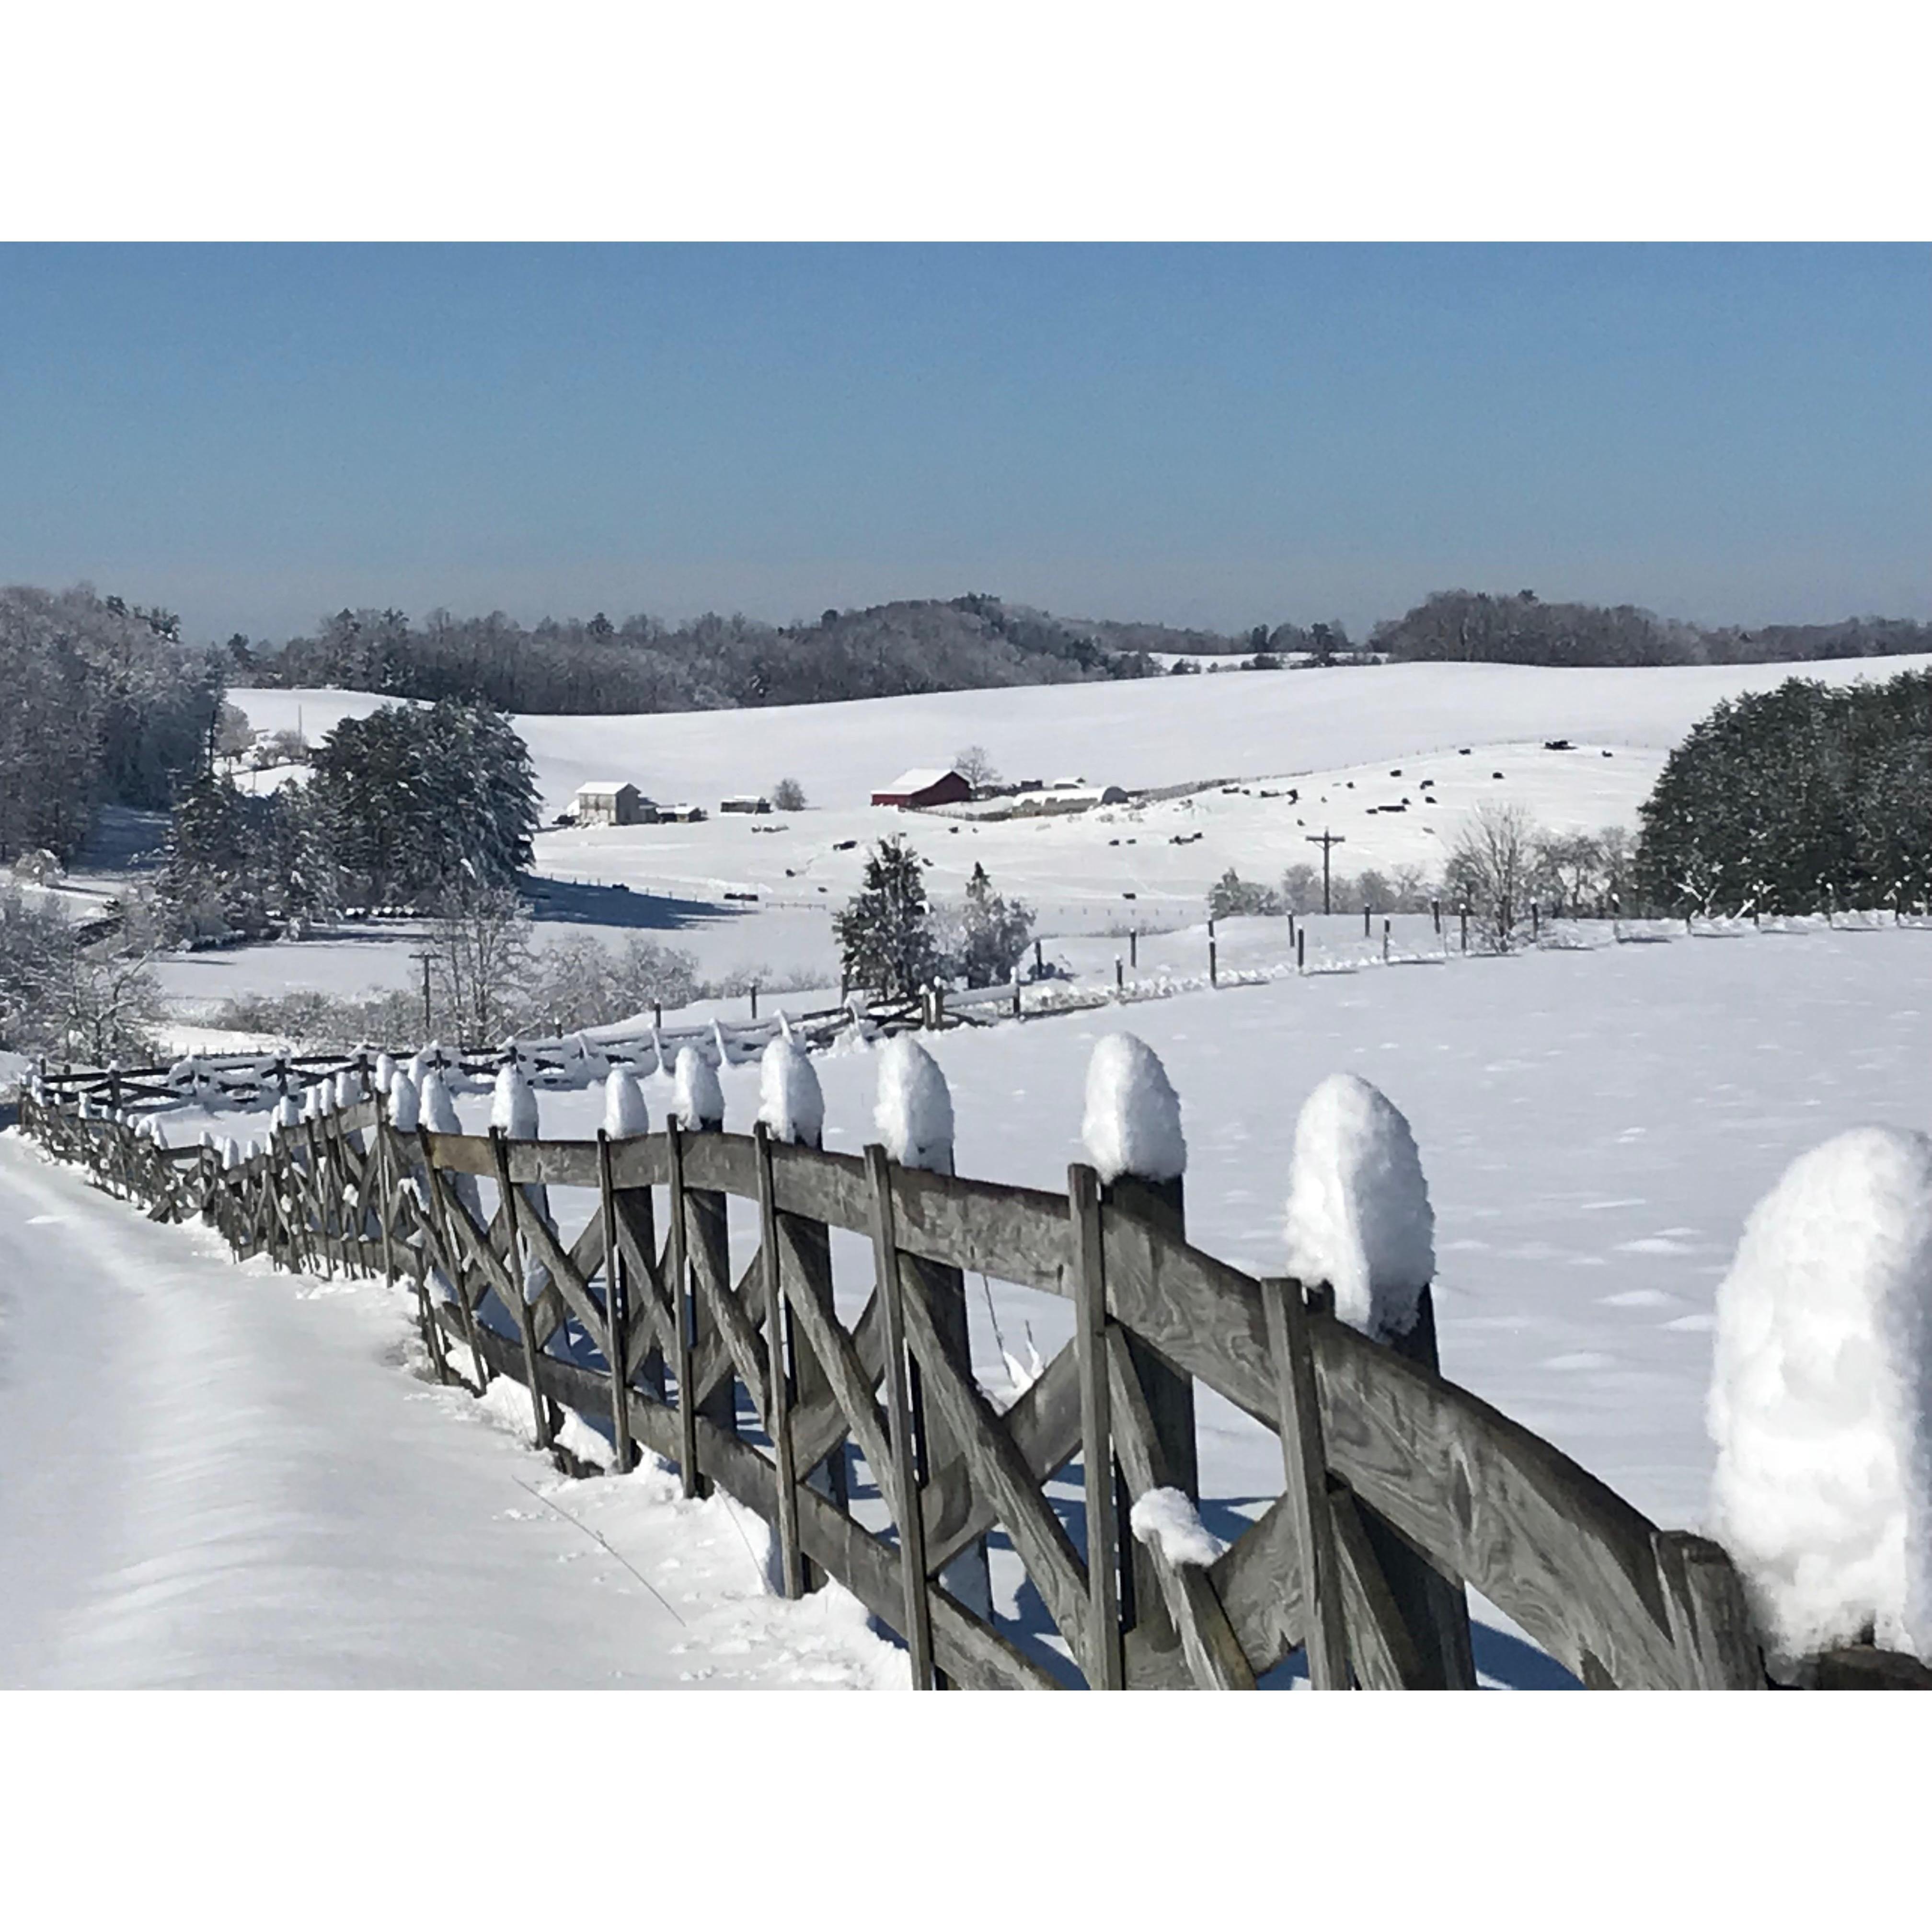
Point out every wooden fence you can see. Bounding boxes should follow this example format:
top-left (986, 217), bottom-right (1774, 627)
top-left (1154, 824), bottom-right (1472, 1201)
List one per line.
top-left (23, 1066), bottom-right (1917, 1691)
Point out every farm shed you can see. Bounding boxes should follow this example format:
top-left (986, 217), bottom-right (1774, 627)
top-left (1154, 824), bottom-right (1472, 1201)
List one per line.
top-left (571, 782), bottom-right (650, 827)
top-left (719, 794), bottom-right (772, 814)
top-left (660, 802), bottom-right (707, 823)
top-left (871, 767), bottom-right (972, 809)
top-left (1013, 783), bottom-right (1130, 816)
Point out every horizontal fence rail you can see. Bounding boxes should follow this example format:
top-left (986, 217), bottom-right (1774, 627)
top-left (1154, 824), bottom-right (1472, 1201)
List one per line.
top-left (16, 1076), bottom-right (1809, 1691)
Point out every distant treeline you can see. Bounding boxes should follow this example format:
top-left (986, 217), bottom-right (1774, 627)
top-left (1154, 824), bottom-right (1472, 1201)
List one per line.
top-left (238, 588), bottom-right (1932, 710)
top-left (1370, 590), bottom-right (1932, 669)
top-left (0, 585), bottom-right (223, 865)
top-left (240, 595), bottom-right (1167, 715)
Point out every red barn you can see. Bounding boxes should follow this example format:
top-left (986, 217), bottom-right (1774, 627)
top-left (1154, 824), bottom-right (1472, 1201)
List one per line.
top-left (871, 767), bottom-right (972, 809)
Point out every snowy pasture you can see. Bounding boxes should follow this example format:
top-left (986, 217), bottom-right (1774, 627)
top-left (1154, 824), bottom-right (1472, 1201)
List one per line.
top-left (155, 651), bottom-right (1926, 1016)
top-left (414, 923), bottom-right (1929, 1538)
top-left (118, 916), bottom-right (1932, 1685)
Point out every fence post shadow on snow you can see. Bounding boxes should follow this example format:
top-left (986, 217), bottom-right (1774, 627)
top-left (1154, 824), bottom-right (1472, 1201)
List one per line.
top-left (18, 1046), bottom-right (1932, 1693)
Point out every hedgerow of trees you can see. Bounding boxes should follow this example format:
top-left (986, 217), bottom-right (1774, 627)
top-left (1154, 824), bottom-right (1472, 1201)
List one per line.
top-left (0, 584), bottom-right (223, 866)
top-left (1635, 671), bottom-right (1932, 915)
top-left (156, 699), bottom-right (540, 945)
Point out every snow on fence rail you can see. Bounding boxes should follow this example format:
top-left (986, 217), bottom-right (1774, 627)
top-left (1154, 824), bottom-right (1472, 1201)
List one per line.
top-left (19, 1046), bottom-right (1932, 1691)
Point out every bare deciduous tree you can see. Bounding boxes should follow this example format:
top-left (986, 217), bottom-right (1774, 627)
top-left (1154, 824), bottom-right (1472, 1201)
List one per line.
top-left (0, 886), bottom-right (159, 1062)
top-left (1445, 802), bottom-right (1539, 952)
top-left (425, 883), bottom-right (534, 1046)
top-left (952, 744), bottom-right (999, 791)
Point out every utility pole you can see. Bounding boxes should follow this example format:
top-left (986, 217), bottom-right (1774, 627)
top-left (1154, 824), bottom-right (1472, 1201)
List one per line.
top-left (411, 949), bottom-right (434, 1036)
top-left (1305, 829), bottom-right (1346, 917)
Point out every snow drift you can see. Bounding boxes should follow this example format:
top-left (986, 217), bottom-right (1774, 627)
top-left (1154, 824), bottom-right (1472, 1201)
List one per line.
top-left (1081, 1032), bottom-right (1185, 1184)
top-left (1281, 1072), bottom-right (1435, 1340)
top-left (1708, 1125), bottom-right (1932, 1667)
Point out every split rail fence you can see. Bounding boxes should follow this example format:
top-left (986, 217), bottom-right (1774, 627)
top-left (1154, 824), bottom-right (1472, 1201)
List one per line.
top-left (24, 1063), bottom-right (1911, 1691)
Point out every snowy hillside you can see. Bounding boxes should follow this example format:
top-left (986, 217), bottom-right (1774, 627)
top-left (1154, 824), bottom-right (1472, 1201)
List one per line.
top-left (233, 654), bottom-right (1932, 819)
top-left (206, 656), bottom-right (1932, 1002)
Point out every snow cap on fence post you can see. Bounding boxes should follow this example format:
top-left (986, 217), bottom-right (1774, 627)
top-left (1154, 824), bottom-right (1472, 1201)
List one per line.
top-left (420, 1067), bottom-right (461, 1136)
top-left (1281, 1072), bottom-right (1436, 1340)
top-left (672, 1044), bottom-right (724, 1131)
top-left (221, 1137), bottom-right (241, 1170)
top-left (603, 1067), bottom-right (650, 1139)
top-left (491, 1061), bottom-right (540, 1140)
top-left (275, 1092), bottom-right (301, 1132)
top-left (1081, 1032), bottom-right (1186, 1185)
top-left (1708, 1125), bottom-right (1932, 1669)
top-left (874, 1034), bottom-right (953, 1172)
top-left (374, 1051), bottom-right (397, 1095)
top-left (386, 1067), bottom-right (419, 1135)
top-left (333, 1068), bottom-right (357, 1112)
top-left (758, 1035), bottom-right (824, 1148)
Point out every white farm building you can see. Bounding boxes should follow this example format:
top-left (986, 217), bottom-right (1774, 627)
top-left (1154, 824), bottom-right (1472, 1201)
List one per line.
top-left (572, 782), bottom-right (650, 827)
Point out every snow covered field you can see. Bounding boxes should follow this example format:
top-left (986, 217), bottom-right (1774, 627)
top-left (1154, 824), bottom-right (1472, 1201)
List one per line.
top-left (231, 655), bottom-right (1932, 822)
top-left (70, 916), bottom-right (1931, 1687)
top-left (180, 653), bottom-right (1931, 1012)
top-left (390, 920), bottom-right (1928, 1544)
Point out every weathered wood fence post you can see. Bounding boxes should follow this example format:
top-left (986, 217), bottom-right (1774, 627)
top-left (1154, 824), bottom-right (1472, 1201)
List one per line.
top-left (865, 1142), bottom-right (936, 1689)
top-left (1107, 1166), bottom-right (1197, 1662)
top-left (1070, 1162), bottom-right (1125, 1688)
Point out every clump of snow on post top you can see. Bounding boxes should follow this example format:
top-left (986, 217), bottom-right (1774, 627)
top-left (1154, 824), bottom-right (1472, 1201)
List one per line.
top-left (1081, 1032), bottom-right (1185, 1184)
top-left (603, 1068), bottom-right (650, 1139)
top-left (672, 1046), bottom-right (724, 1130)
top-left (419, 1068), bottom-right (460, 1136)
top-left (1281, 1072), bottom-right (1435, 1340)
top-left (1129, 1488), bottom-right (1224, 1567)
top-left (759, 1037), bottom-right (824, 1148)
top-left (491, 1062), bottom-right (539, 1139)
top-left (1708, 1125), bottom-right (1932, 1668)
top-left (874, 1035), bottom-right (953, 1171)
top-left (386, 1067), bottom-right (419, 1134)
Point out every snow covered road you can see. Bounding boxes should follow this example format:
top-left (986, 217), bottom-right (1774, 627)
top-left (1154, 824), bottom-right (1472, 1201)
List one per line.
top-left (0, 1135), bottom-right (902, 1689)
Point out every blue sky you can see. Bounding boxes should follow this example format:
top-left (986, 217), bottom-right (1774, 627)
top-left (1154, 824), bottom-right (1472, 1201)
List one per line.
top-left (1, 244), bottom-right (1924, 643)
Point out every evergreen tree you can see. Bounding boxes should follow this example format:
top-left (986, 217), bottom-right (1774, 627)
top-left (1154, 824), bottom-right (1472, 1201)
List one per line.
top-left (834, 836), bottom-right (938, 998)
top-left (1208, 868), bottom-right (1283, 919)
top-left (158, 773), bottom-right (335, 941)
top-left (308, 699), bottom-right (538, 905)
top-left (1636, 671), bottom-right (1932, 915)
top-left (954, 862), bottom-right (1034, 986)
